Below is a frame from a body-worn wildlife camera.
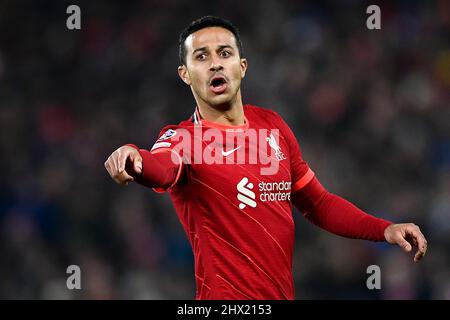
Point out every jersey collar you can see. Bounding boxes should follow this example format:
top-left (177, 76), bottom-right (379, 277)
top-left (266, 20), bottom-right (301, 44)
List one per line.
top-left (191, 106), bottom-right (249, 131)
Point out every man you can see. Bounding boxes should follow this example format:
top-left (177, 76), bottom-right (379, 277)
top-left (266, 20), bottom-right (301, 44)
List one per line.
top-left (104, 16), bottom-right (428, 300)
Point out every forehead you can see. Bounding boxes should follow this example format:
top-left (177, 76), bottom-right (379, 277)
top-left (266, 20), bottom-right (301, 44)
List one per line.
top-left (185, 27), bottom-right (237, 52)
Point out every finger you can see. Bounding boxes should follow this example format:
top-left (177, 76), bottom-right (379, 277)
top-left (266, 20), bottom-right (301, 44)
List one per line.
top-left (108, 152), bottom-right (119, 175)
top-left (396, 234), bottom-right (412, 252)
top-left (117, 150), bottom-right (129, 173)
top-left (132, 154), bottom-right (143, 174)
top-left (414, 249), bottom-right (426, 262)
top-left (414, 240), bottom-right (427, 262)
top-left (105, 157), bottom-right (119, 180)
top-left (408, 230), bottom-right (427, 262)
top-left (104, 159), bottom-right (113, 177)
top-left (117, 170), bottom-right (134, 185)
top-left (108, 160), bottom-right (125, 184)
top-left (105, 158), bottom-right (119, 183)
top-left (407, 226), bottom-right (427, 249)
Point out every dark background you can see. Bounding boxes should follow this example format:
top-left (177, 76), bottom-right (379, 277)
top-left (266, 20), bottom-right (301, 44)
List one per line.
top-left (0, 0), bottom-right (449, 299)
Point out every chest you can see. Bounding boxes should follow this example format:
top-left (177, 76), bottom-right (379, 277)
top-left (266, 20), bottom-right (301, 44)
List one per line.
top-left (186, 127), bottom-right (292, 203)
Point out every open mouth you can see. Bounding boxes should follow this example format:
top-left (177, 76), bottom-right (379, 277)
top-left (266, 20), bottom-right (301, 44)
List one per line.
top-left (209, 76), bottom-right (228, 94)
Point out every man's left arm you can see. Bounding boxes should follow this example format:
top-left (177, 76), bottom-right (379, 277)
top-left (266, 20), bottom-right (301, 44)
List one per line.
top-left (291, 176), bottom-right (428, 262)
top-left (271, 110), bottom-right (428, 262)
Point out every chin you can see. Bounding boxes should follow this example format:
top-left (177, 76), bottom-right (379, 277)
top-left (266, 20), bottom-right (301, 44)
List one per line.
top-left (212, 101), bottom-right (234, 111)
top-left (208, 95), bottom-right (234, 110)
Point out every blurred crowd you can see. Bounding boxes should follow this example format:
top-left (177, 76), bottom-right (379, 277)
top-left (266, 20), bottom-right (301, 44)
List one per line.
top-left (0, 0), bottom-right (449, 299)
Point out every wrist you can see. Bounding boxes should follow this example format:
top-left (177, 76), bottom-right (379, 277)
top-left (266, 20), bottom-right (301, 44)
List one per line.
top-left (124, 144), bottom-right (139, 151)
top-left (383, 222), bottom-right (394, 242)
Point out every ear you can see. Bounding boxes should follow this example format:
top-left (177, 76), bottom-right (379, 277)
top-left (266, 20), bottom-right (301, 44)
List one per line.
top-left (240, 58), bottom-right (248, 79)
top-left (178, 65), bottom-right (191, 85)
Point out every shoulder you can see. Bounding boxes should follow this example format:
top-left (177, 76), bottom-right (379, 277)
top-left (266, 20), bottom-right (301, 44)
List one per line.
top-left (245, 104), bottom-right (300, 145)
top-left (244, 104), bottom-right (288, 130)
top-left (149, 117), bottom-right (195, 152)
top-left (156, 118), bottom-right (195, 139)
top-left (244, 104), bottom-right (283, 119)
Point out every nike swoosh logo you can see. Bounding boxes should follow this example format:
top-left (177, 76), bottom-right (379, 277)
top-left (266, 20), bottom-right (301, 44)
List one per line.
top-left (221, 146), bottom-right (241, 156)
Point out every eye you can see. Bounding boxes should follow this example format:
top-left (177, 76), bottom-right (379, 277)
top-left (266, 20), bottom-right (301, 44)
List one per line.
top-left (196, 53), bottom-right (207, 61)
top-left (220, 51), bottom-right (231, 58)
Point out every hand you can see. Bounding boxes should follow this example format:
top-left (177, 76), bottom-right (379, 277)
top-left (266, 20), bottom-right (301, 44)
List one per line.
top-left (384, 223), bottom-right (428, 262)
top-left (104, 145), bottom-right (143, 186)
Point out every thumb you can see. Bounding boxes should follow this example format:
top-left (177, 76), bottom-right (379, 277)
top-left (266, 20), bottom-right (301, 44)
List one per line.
top-left (399, 238), bottom-right (412, 252)
top-left (133, 155), bottom-right (143, 174)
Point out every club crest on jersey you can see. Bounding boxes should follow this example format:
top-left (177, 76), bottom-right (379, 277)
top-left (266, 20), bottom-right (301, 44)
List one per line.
top-left (158, 129), bottom-right (177, 141)
top-left (267, 133), bottom-right (286, 161)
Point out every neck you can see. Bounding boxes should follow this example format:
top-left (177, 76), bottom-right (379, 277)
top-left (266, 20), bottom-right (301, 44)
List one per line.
top-left (196, 91), bottom-right (245, 126)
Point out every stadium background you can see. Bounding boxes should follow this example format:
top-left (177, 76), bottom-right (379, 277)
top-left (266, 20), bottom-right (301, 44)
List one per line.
top-left (0, 0), bottom-right (449, 299)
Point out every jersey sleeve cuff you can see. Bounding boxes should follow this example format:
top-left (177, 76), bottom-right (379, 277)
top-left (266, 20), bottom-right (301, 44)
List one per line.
top-left (148, 147), bottom-right (183, 193)
top-left (292, 168), bottom-right (315, 193)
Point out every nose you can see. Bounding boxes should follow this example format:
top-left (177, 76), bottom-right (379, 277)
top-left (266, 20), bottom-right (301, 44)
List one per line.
top-left (209, 55), bottom-right (223, 72)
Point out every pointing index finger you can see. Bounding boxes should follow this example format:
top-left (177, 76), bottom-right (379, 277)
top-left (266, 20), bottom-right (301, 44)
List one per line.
top-left (117, 150), bottom-right (129, 173)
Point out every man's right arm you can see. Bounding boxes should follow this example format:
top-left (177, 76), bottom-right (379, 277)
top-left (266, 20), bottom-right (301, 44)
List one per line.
top-left (104, 144), bottom-right (182, 190)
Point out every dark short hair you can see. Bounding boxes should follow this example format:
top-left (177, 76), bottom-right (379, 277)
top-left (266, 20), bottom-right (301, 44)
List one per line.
top-left (178, 16), bottom-right (244, 65)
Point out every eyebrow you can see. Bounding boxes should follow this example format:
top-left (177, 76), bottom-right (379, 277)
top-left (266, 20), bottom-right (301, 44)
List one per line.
top-left (192, 45), bottom-right (234, 55)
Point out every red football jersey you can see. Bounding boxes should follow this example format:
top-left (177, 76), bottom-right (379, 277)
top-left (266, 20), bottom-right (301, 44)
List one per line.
top-left (149, 104), bottom-right (315, 299)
